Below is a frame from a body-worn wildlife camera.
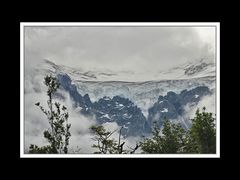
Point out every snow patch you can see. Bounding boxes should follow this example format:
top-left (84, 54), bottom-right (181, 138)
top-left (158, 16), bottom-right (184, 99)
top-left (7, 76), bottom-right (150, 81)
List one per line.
top-left (161, 108), bottom-right (168, 113)
top-left (101, 114), bottom-right (110, 119)
top-left (123, 125), bottom-right (129, 129)
top-left (103, 96), bottom-right (111, 100)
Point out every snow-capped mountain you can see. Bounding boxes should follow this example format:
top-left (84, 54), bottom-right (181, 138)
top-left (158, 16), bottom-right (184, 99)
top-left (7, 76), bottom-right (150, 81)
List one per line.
top-left (29, 57), bottom-right (215, 137)
top-left (35, 57), bottom-right (215, 115)
top-left (37, 55), bottom-right (215, 82)
top-left (156, 55), bottom-right (215, 80)
top-left (56, 73), bottom-right (212, 137)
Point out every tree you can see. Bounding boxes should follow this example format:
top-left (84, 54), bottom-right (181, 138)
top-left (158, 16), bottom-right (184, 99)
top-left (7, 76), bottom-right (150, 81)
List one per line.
top-left (141, 108), bottom-right (216, 154)
top-left (186, 107), bottom-right (216, 153)
top-left (90, 125), bottom-right (118, 154)
top-left (161, 120), bottom-right (186, 153)
top-left (29, 75), bottom-right (71, 154)
top-left (140, 119), bottom-right (186, 154)
top-left (90, 125), bottom-right (139, 154)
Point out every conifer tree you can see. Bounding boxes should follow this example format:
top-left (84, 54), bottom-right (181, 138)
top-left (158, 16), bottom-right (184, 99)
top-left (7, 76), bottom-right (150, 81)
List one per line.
top-left (186, 107), bottom-right (216, 153)
top-left (140, 119), bottom-right (186, 154)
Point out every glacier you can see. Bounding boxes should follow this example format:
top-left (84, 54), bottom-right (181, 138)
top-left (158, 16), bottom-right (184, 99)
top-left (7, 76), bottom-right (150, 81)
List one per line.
top-left (33, 57), bottom-right (215, 117)
top-left (26, 56), bottom-right (216, 137)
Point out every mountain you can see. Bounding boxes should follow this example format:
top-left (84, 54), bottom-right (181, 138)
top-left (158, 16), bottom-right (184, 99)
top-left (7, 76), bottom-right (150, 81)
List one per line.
top-left (39, 56), bottom-right (215, 82)
top-left (156, 55), bottom-right (215, 80)
top-left (148, 86), bottom-right (212, 128)
top-left (92, 96), bottom-right (150, 137)
top-left (38, 58), bottom-right (215, 115)
top-left (55, 73), bottom-right (212, 136)
top-left (31, 57), bottom-right (215, 137)
top-left (56, 73), bottom-right (151, 137)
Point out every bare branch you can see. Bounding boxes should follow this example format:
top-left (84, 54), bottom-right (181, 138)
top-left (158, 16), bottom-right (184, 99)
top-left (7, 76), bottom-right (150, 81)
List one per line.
top-left (130, 144), bottom-right (139, 154)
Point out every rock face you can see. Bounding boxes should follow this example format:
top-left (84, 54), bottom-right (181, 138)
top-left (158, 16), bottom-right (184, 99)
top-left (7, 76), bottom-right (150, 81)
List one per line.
top-left (56, 73), bottom-right (212, 137)
top-left (92, 96), bottom-right (151, 137)
top-left (57, 74), bottom-right (93, 116)
top-left (57, 73), bottom-right (150, 137)
top-left (148, 86), bottom-right (211, 127)
top-left (184, 62), bottom-right (208, 76)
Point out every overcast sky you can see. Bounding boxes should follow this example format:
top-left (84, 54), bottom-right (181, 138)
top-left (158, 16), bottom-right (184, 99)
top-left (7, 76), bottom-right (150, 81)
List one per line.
top-left (25, 26), bottom-right (215, 72)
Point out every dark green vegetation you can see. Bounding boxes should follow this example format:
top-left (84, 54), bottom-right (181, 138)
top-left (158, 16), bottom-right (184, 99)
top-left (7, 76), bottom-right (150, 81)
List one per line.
top-left (140, 107), bottom-right (216, 154)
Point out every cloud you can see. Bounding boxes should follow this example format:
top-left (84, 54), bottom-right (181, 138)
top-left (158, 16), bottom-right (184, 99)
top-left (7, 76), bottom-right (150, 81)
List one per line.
top-left (101, 122), bottom-right (141, 153)
top-left (24, 91), bottom-right (50, 152)
top-left (69, 133), bottom-right (95, 154)
top-left (23, 25), bottom-right (216, 154)
top-left (25, 26), bottom-right (215, 73)
top-left (24, 73), bottom-right (98, 153)
top-left (183, 92), bottom-right (216, 121)
top-left (24, 73), bottom-right (51, 153)
top-left (24, 71), bottom-right (141, 153)
top-left (165, 92), bottom-right (216, 130)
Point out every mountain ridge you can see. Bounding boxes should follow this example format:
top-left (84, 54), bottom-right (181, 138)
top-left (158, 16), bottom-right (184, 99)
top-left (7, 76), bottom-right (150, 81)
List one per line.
top-left (56, 73), bottom-right (213, 137)
top-left (40, 56), bottom-right (215, 82)
top-left (29, 58), bottom-right (216, 137)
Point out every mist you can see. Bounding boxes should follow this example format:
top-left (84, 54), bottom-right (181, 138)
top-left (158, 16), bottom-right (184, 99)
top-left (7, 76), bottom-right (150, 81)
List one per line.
top-left (25, 26), bottom-right (215, 73)
top-left (24, 72), bottom-right (98, 153)
top-left (23, 25), bottom-right (217, 154)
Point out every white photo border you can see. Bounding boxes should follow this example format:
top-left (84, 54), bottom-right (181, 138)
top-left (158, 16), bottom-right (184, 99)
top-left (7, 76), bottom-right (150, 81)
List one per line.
top-left (20, 22), bottom-right (220, 158)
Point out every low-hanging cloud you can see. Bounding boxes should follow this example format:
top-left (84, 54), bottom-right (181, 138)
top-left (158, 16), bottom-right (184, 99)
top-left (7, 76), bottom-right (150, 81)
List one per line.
top-left (101, 122), bottom-right (142, 153)
top-left (24, 73), bottom-right (98, 153)
top-left (24, 72), bottom-right (142, 153)
top-left (23, 25), bottom-right (216, 154)
top-left (25, 26), bottom-right (215, 73)
top-left (166, 92), bottom-right (216, 130)
top-left (185, 93), bottom-right (216, 118)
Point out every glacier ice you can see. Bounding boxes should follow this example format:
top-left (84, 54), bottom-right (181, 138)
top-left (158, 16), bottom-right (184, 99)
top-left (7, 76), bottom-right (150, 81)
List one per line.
top-left (33, 57), bottom-right (216, 119)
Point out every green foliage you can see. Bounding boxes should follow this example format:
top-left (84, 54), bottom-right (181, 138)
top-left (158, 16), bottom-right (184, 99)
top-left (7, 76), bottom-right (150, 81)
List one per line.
top-left (140, 119), bottom-right (186, 154)
top-left (29, 144), bottom-right (57, 154)
top-left (161, 120), bottom-right (186, 153)
top-left (90, 125), bottom-right (118, 154)
top-left (186, 107), bottom-right (216, 153)
top-left (29, 75), bottom-right (71, 154)
top-left (140, 122), bottom-right (162, 153)
top-left (44, 75), bottom-right (60, 97)
top-left (90, 125), bottom-right (138, 154)
top-left (140, 107), bottom-right (216, 154)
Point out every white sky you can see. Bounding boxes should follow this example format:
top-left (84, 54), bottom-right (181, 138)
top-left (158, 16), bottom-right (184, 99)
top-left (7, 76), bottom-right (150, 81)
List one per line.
top-left (25, 26), bottom-right (215, 72)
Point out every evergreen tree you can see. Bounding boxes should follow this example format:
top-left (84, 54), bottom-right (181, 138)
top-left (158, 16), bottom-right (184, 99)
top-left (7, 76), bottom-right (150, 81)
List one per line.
top-left (186, 107), bottom-right (216, 153)
top-left (141, 108), bottom-right (216, 154)
top-left (161, 120), bottom-right (186, 153)
top-left (29, 75), bottom-right (71, 154)
top-left (140, 122), bottom-right (163, 153)
top-left (140, 119), bottom-right (186, 154)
